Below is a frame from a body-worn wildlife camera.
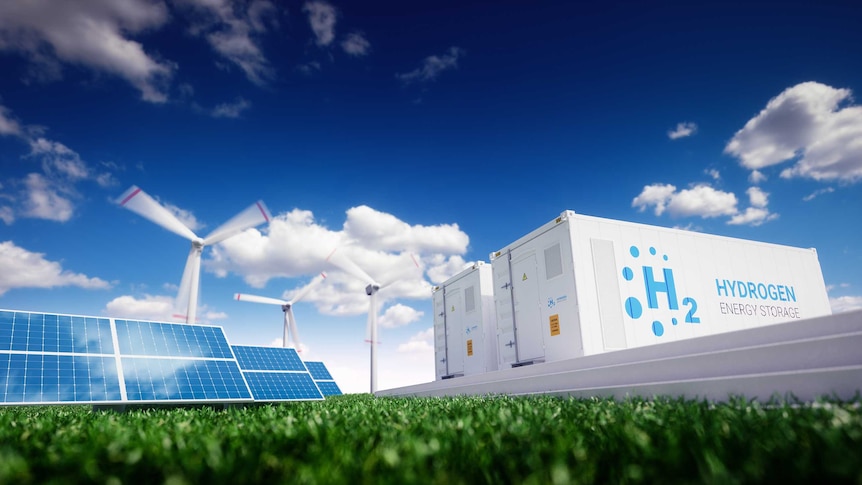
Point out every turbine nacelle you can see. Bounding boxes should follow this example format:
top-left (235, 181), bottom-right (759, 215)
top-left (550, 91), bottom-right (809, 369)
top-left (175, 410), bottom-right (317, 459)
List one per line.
top-left (365, 284), bottom-right (380, 296)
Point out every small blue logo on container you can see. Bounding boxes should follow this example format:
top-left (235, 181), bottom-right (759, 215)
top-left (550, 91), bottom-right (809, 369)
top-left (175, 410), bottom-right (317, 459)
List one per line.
top-left (622, 245), bottom-right (701, 337)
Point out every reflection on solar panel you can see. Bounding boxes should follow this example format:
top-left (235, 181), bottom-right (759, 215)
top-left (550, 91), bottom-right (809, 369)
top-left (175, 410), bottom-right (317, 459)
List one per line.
top-left (231, 346), bottom-right (324, 401)
top-left (0, 310), bottom-right (327, 406)
top-left (304, 361), bottom-right (342, 396)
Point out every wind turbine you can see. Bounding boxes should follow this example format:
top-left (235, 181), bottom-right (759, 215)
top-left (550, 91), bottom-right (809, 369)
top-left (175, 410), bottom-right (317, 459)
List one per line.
top-left (233, 271), bottom-right (327, 352)
top-left (326, 248), bottom-right (420, 393)
top-left (116, 185), bottom-right (271, 324)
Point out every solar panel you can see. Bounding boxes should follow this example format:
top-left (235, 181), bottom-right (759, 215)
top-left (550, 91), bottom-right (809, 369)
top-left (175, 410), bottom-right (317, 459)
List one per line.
top-left (304, 361), bottom-right (343, 396)
top-left (232, 345), bottom-right (325, 401)
top-left (1, 310), bottom-right (339, 406)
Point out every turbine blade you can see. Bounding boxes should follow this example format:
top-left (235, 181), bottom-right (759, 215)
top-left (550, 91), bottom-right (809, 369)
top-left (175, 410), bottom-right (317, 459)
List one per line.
top-left (116, 186), bottom-right (198, 241)
top-left (174, 247), bottom-right (197, 317)
top-left (203, 200), bottom-right (271, 246)
top-left (287, 308), bottom-right (301, 352)
top-left (377, 252), bottom-right (423, 289)
top-left (326, 248), bottom-right (376, 286)
top-left (233, 293), bottom-right (288, 306)
top-left (288, 272), bottom-right (327, 305)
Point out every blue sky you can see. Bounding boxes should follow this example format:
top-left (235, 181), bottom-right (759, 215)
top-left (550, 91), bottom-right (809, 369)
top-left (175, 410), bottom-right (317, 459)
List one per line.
top-left (1, 0), bottom-right (860, 393)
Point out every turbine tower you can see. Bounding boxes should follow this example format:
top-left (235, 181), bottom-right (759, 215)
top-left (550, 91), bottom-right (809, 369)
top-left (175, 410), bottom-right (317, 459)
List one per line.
top-left (116, 185), bottom-right (271, 324)
top-left (234, 272), bottom-right (327, 351)
top-left (326, 248), bottom-right (419, 393)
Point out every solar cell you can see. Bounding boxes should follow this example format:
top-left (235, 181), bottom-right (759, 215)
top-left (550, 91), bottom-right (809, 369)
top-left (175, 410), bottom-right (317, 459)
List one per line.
top-left (232, 345), bottom-right (306, 371)
top-left (0, 353), bottom-right (122, 404)
top-left (242, 371), bottom-right (323, 401)
top-left (0, 311), bottom-right (113, 354)
top-left (122, 358), bottom-right (251, 401)
top-left (115, 320), bottom-right (233, 359)
top-left (315, 381), bottom-right (343, 397)
top-left (304, 361), bottom-right (333, 380)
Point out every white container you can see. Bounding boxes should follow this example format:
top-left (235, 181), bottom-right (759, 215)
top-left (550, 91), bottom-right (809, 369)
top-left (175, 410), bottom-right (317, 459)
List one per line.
top-left (433, 262), bottom-right (498, 380)
top-left (490, 210), bottom-right (832, 368)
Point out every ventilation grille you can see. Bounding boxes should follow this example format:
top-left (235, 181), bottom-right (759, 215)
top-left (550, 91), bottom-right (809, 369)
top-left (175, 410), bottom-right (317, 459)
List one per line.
top-left (545, 243), bottom-right (563, 279)
top-left (464, 286), bottom-right (476, 313)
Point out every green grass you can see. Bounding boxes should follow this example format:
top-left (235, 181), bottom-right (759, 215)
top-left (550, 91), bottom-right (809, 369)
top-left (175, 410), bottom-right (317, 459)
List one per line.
top-left (1, 395), bottom-right (861, 484)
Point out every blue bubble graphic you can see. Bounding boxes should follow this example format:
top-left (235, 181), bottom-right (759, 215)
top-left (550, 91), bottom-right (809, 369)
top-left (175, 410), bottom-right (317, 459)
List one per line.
top-left (663, 255), bottom-right (668, 261)
top-left (649, 247), bottom-right (657, 256)
top-left (672, 318), bottom-right (678, 326)
top-left (625, 297), bottom-right (642, 319)
top-left (630, 246), bottom-right (639, 258)
top-left (622, 267), bottom-right (634, 281)
top-left (652, 321), bottom-right (664, 336)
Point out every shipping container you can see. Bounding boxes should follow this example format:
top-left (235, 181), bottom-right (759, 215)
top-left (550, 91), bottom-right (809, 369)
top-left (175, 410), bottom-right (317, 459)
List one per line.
top-left (433, 262), bottom-right (498, 380)
top-left (490, 210), bottom-right (832, 368)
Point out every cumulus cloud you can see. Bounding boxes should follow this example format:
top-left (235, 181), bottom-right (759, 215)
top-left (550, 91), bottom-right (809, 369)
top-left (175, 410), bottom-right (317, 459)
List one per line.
top-left (204, 206), bottom-right (467, 316)
top-left (725, 81), bottom-right (862, 183)
top-left (830, 295), bottom-right (862, 314)
top-left (396, 47), bottom-right (465, 85)
top-left (103, 294), bottom-right (176, 321)
top-left (633, 183), bottom-right (780, 227)
top-left (0, 240), bottom-right (110, 295)
top-left (668, 122), bottom-right (697, 140)
top-left (748, 170), bottom-right (767, 184)
top-left (425, 254), bottom-right (472, 284)
top-left (397, 327), bottom-right (434, 354)
top-left (303, 1), bottom-right (337, 46)
top-left (211, 97), bottom-right (251, 118)
top-left (341, 32), bottom-right (370, 56)
top-left (0, 105), bottom-right (22, 136)
top-left (175, 0), bottom-right (277, 85)
top-left (378, 304), bottom-right (424, 329)
top-left (0, 0), bottom-right (173, 102)
top-left (705, 169), bottom-right (720, 181)
top-left (20, 173), bottom-right (74, 221)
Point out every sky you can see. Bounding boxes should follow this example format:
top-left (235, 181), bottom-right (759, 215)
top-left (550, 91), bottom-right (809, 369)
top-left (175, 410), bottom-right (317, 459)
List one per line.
top-left (1, 0), bottom-right (861, 394)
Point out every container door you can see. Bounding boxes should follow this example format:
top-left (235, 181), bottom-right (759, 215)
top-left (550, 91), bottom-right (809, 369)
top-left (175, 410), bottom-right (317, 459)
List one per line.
top-left (446, 289), bottom-right (465, 375)
top-left (512, 253), bottom-right (544, 362)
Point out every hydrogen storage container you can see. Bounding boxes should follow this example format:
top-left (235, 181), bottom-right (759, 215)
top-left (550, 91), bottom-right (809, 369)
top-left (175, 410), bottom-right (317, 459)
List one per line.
top-left (433, 262), bottom-right (498, 380)
top-left (490, 210), bottom-right (832, 368)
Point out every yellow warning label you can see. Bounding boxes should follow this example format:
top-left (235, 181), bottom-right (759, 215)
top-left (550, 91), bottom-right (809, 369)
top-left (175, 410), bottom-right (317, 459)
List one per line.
top-left (451, 305), bottom-right (455, 312)
top-left (550, 314), bottom-right (561, 336)
top-left (467, 339), bottom-right (474, 356)
top-left (522, 273), bottom-right (528, 281)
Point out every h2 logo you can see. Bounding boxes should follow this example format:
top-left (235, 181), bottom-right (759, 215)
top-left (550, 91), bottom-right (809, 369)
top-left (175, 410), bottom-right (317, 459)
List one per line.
top-left (621, 245), bottom-right (700, 337)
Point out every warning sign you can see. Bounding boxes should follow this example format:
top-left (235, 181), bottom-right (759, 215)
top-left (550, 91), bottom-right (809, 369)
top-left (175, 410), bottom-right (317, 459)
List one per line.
top-left (467, 339), bottom-right (474, 356)
top-left (549, 314), bottom-right (560, 336)
top-left (522, 273), bottom-right (528, 281)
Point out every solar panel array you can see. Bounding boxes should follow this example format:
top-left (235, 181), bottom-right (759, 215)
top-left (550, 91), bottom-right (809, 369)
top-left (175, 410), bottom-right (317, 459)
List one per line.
top-left (0, 310), bottom-right (341, 406)
top-left (232, 346), bottom-right (323, 401)
top-left (305, 361), bottom-right (343, 396)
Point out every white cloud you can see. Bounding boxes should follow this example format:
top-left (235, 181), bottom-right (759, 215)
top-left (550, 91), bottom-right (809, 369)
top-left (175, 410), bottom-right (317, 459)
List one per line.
top-left (0, 105), bottom-right (22, 136)
top-left (397, 327), bottom-right (434, 354)
top-left (830, 295), bottom-right (862, 314)
top-left (175, 0), bottom-right (276, 86)
top-left (396, 47), bottom-right (465, 84)
top-left (343, 205), bottom-right (469, 254)
top-left (725, 81), bottom-right (862, 183)
top-left (211, 97), bottom-right (251, 118)
top-left (378, 303), bottom-right (423, 329)
top-left (21, 173), bottom-right (74, 222)
top-left (632, 183), bottom-right (677, 216)
top-left (103, 294), bottom-right (176, 321)
top-left (160, 201), bottom-right (203, 233)
top-left (341, 32), bottom-right (370, 56)
top-left (705, 168), bottom-right (720, 181)
top-left (303, 1), bottom-right (337, 47)
top-left (204, 206), bottom-right (465, 316)
top-left (296, 61), bottom-right (321, 75)
top-left (668, 122), bottom-right (697, 140)
top-left (425, 254), bottom-right (472, 284)
top-left (746, 186), bottom-right (769, 208)
top-left (727, 207), bottom-right (777, 226)
top-left (803, 187), bottom-right (835, 201)
top-left (0, 102), bottom-right (120, 223)
top-left (0, 240), bottom-right (110, 295)
top-left (0, 0), bottom-right (173, 102)
top-left (0, 206), bottom-right (13, 225)
top-left (748, 170), bottom-right (767, 184)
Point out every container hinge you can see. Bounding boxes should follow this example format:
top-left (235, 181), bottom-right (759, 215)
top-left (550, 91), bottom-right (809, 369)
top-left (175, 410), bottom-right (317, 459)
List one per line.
top-left (501, 282), bottom-right (512, 290)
